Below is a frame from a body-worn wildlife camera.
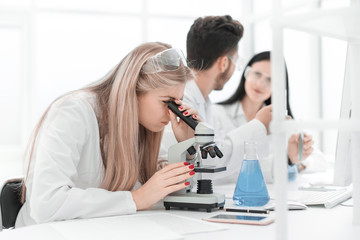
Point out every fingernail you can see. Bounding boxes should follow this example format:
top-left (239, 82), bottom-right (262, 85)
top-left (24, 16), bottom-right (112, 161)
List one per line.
top-left (189, 164), bottom-right (194, 169)
top-left (179, 106), bottom-right (183, 110)
top-left (189, 171), bottom-right (195, 176)
top-left (185, 182), bottom-right (190, 186)
top-left (183, 111), bottom-right (188, 116)
top-left (183, 162), bottom-right (189, 166)
top-left (192, 115), bottom-right (197, 119)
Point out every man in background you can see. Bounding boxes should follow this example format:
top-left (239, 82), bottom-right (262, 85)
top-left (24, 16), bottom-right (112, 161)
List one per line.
top-left (159, 15), bottom-right (272, 184)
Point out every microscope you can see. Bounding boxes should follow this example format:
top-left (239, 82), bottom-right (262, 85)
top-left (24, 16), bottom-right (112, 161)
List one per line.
top-left (163, 101), bottom-right (226, 212)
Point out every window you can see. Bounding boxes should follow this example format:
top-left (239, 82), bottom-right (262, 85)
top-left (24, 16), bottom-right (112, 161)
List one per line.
top-left (0, 0), bottom-right (351, 163)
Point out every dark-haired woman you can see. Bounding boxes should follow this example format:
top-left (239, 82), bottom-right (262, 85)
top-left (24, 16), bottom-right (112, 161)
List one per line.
top-left (213, 51), bottom-right (328, 183)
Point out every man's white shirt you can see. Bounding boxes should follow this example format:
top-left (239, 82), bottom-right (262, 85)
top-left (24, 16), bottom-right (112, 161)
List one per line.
top-left (159, 80), bottom-right (269, 185)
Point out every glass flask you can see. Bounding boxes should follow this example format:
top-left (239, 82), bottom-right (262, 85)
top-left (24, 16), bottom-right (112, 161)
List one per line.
top-left (233, 141), bottom-right (270, 206)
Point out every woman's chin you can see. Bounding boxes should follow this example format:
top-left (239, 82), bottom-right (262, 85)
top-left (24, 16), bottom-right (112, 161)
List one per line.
top-left (150, 125), bottom-right (165, 133)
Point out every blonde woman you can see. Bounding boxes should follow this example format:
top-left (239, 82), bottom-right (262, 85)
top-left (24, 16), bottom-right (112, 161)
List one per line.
top-left (16, 42), bottom-right (197, 227)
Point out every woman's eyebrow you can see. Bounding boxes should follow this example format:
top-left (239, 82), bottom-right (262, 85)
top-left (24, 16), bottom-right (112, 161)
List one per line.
top-left (161, 96), bottom-right (176, 100)
top-left (160, 96), bottom-right (184, 101)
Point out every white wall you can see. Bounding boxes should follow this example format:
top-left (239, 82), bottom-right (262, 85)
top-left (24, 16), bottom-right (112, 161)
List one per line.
top-left (0, 0), bottom-right (350, 169)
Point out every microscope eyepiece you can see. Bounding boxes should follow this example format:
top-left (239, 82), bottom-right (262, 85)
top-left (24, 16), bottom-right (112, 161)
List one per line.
top-left (167, 101), bottom-right (199, 130)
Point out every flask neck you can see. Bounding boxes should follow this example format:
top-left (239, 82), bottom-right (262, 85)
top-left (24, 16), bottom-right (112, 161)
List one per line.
top-left (244, 142), bottom-right (258, 160)
top-left (244, 152), bottom-right (258, 160)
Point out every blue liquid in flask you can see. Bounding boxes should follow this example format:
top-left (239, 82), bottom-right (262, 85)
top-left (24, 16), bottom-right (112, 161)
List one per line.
top-left (233, 141), bottom-right (270, 207)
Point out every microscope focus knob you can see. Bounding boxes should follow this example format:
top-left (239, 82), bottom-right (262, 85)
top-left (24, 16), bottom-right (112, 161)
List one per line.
top-left (187, 146), bottom-right (197, 155)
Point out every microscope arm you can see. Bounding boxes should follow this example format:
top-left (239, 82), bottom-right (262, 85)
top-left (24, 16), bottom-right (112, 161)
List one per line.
top-left (168, 137), bottom-right (196, 164)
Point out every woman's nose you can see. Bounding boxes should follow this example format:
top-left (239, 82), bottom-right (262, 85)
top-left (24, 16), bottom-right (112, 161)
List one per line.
top-left (255, 78), bottom-right (264, 88)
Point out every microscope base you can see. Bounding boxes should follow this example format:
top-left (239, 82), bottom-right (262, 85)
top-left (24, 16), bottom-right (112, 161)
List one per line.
top-left (164, 192), bottom-right (225, 212)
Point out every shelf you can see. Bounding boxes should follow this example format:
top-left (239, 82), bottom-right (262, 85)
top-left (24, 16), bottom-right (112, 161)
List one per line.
top-left (274, 6), bottom-right (360, 42)
top-left (270, 119), bottom-right (360, 132)
top-left (271, 3), bottom-right (360, 234)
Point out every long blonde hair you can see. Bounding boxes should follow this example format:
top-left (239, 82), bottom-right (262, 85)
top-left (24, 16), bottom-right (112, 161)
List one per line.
top-left (22, 42), bottom-right (194, 201)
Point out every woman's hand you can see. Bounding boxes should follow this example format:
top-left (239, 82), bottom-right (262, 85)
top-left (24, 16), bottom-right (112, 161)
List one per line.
top-left (170, 99), bottom-right (201, 143)
top-left (131, 162), bottom-right (195, 210)
top-left (287, 133), bottom-right (314, 164)
top-left (255, 105), bottom-right (272, 134)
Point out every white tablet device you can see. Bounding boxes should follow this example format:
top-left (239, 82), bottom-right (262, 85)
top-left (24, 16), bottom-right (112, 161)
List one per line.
top-left (203, 214), bottom-right (274, 226)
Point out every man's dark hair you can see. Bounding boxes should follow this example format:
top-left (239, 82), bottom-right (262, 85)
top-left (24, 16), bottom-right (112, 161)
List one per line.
top-left (186, 15), bottom-right (244, 70)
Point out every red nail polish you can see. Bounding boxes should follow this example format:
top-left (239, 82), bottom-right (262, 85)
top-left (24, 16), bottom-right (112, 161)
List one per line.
top-left (184, 162), bottom-right (189, 166)
top-left (179, 106), bottom-right (183, 110)
top-left (184, 111), bottom-right (188, 115)
top-left (189, 164), bottom-right (194, 169)
top-left (189, 171), bottom-right (195, 176)
top-left (192, 115), bottom-right (197, 119)
top-left (185, 182), bottom-right (190, 186)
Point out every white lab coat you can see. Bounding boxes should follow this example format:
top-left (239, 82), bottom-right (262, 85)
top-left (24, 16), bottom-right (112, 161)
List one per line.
top-left (213, 101), bottom-right (329, 180)
top-left (159, 80), bottom-right (269, 185)
top-left (16, 92), bottom-right (137, 227)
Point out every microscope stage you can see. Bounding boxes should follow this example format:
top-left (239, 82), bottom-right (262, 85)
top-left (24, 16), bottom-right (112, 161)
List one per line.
top-left (164, 192), bottom-right (225, 212)
top-left (194, 165), bottom-right (226, 173)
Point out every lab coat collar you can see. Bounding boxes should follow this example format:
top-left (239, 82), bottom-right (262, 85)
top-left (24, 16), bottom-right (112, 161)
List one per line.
top-left (186, 80), bottom-right (210, 106)
top-left (229, 101), bottom-right (266, 122)
top-left (228, 101), bottom-right (245, 119)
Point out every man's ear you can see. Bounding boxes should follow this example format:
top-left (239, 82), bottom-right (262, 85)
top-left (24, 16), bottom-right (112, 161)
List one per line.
top-left (217, 56), bottom-right (229, 73)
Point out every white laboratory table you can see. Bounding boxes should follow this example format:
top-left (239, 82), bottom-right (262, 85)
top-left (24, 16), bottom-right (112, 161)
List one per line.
top-left (1, 172), bottom-right (359, 240)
